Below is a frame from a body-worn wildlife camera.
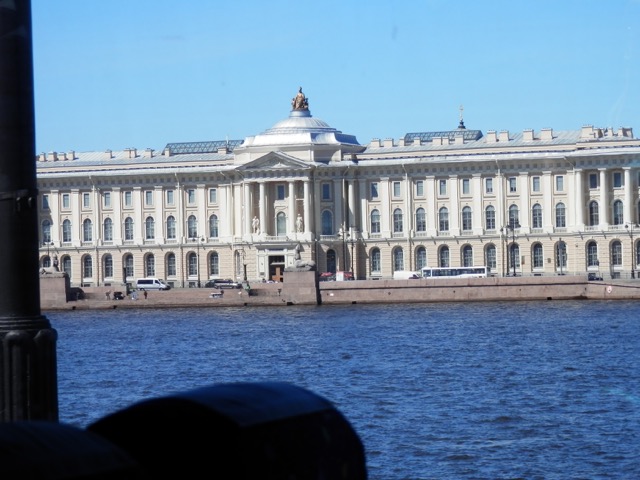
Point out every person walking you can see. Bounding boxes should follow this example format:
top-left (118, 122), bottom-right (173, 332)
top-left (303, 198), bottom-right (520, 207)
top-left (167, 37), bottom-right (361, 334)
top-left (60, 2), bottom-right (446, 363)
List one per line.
top-left (143, 290), bottom-right (148, 300)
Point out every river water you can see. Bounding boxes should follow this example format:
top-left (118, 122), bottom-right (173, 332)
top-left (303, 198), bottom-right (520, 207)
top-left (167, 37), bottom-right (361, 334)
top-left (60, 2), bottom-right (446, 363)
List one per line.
top-left (47, 300), bottom-right (640, 479)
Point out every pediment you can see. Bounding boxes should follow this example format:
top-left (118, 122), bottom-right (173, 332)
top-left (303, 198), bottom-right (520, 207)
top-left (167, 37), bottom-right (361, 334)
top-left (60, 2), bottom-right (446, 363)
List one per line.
top-left (238, 151), bottom-right (312, 171)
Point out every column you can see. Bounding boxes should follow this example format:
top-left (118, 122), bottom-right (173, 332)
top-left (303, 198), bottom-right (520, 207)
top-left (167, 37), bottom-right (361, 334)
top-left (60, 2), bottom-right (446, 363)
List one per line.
top-left (574, 169), bottom-right (584, 228)
top-left (288, 181), bottom-right (296, 234)
top-left (244, 182), bottom-right (251, 236)
top-left (259, 182), bottom-right (266, 236)
top-left (358, 179), bottom-right (368, 237)
top-left (472, 174), bottom-right (483, 234)
top-left (518, 173), bottom-right (530, 230)
top-left (599, 169), bottom-right (609, 226)
top-left (624, 167), bottom-right (632, 223)
top-left (303, 180), bottom-right (311, 234)
top-left (334, 179), bottom-right (344, 233)
top-left (348, 179), bottom-right (356, 230)
top-left (449, 175), bottom-right (459, 235)
top-left (379, 178), bottom-right (390, 236)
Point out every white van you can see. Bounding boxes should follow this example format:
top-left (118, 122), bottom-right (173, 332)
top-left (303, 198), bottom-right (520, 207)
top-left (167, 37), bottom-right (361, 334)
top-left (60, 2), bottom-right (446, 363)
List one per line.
top-left (135, 278), bottom-right (171, 290)
top-left (393, 271), bottom-right (421, 280)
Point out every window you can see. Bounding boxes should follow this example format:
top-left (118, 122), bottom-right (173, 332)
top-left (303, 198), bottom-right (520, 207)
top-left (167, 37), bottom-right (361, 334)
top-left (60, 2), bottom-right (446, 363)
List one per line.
top-left (103, 192), bottom-right (111, 208)
top-left (209, 252), bottom-right (219, 275)
top-left (587, 241), bottom-right (598, 267)
top-left (62, 193), bottom-right (70, 209)
top-left (485, 205), bottom-right (495, 231)
top-left (555, 175), bottom-right (564, 192)
top-left (145, 190), bottom-right (153, 206)
top-left (103, 218), bottom-right (113, 241)
top-left (589, 201), bottom-right (599, 226)
top-left (462, 245), bottom-right (473, 267)
top-left (439, 246), bottom-right (450, 267)
top-left (370, 209), bottom-right (381, 234)
top-left (145, 254), bottom-right (155, 277)
top-left (556, 242), bottom-right (567, 270)
top-left (438, 207), bottom-right (449, 232)
top-left (187, 215), bottom-right (198, 238)
top-left (508, 244), bottom-right (520, 272)
top-left (393, 208), bottom-right (403, 233)
top-left (439, 179), bottom-right (447, 196)
top-left (415, 246), bottom-right (427, 270)
top-left (322, 183), bottom-right (331, 200)
top-left (393, 248), bottom-right (404, 272)
top-left (166, 189), bottom-right (174, 205)
top-left (82, 219), bottom-right (92, 242)
top-left (62, 219), bottom-right (72, 243)
top-left (124, 254), bottom-right (134, 279)
top-left (124, 217), bottom-right (134, 241)
top-left (532, 203), bottom-right (543, 229)
top-left (167, 253), bottom-right (177, 276)
top-left (62, 256), bottom-right (71, 276)
top-left (555, 203), bottom-right (566, 228)
top-left (393, 181), bottom-right (401, 198)
top-left (277, 185), bottom-right (286, 201)
top-left (322, 210), bottom-right (333, 235)
top-left (611, 241), bottom-right (622, 266)
top-left (208, 188), bottom-right (217, 204)
top-left (185, 189), bottom-right (194, 205)
top-left (462, 178), bottom-right (470, 195)
top-left (370, 248), bottom-right (381, 274)
top-left (509, 177), bottom-right (517, 193)
top-left (485, 245), bottom-right (496, 270)
top-left (415, 180), bottom-right (424, 197)
top-left (209, 214), bottom-right (219, 238)
top-left (613, 172), bottom-right (623, 188)
top-left (532, 176), bottom-right (541, 192)
top-left (508, 205), bottom-right (520, 227)
top-left (326, 249), bottom-right (337, 273)
top-left (82, 256), bottom-right (92, 279)
top-left (613, 200), bottom-right (624, 225)
top-left (42, 219), bottom-right (52, 243)
top-left (188, 252), bottom-right (198, 276)
top-left (83, 193), bottom-right (90, 208)
top-left (167, 216), bottom-right (176, 240)
top-left (485, 178), bottom-right (493, 194)
top-left (276, 212), bottom-right (286, 236)
top-left (533, 243), bottom-right (544, 268)
top-left (589, 173), bottom-right (598, 189)
top-left (145, 216), bottom-right (155, 240)
top-left (103, 254), bottom-right (113, 279)
top-left (415, 208), bottom-right (426, 232)
top-left (462, 206), bottom-right (472, 231)
top-left (42, 194), bottom-right (50, 210)
top-left (124, 191), bottom-right (132, 207)
top-left (370, 182), bottom-right (379, 199)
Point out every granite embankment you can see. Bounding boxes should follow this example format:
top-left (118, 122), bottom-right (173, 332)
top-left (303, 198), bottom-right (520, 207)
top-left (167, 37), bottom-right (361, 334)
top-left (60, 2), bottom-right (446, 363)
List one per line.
top-left (40, 273), bottom-right (640, 311)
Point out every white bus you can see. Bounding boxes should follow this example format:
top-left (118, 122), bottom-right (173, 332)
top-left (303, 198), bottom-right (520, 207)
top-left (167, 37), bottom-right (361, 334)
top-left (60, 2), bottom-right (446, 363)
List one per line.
top-left (421, 266), bottom-right (489, 278)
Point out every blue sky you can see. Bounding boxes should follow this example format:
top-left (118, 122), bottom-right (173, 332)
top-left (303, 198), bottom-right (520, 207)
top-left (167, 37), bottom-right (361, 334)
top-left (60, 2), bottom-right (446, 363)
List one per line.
top-left (32, 0), bottom-right (640, 154)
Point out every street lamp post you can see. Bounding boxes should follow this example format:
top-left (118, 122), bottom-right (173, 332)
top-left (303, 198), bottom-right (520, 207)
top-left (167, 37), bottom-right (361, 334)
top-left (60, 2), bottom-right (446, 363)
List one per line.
top-left (350, 235), bottom-right (355, 278)
top-left (501, 222), bottom-right (519, 277)
top-left (625, 223), bottom-right (636, 279)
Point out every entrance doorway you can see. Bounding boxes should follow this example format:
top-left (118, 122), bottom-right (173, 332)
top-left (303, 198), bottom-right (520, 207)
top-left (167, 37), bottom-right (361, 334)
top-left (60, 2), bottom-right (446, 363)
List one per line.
top-left (269, 256), bottom-right (285, 282)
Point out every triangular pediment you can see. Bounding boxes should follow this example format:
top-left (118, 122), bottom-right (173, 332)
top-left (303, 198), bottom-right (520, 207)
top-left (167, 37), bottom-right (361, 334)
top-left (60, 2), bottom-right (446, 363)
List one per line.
top-left (238, 151), bottom-right (312, 171)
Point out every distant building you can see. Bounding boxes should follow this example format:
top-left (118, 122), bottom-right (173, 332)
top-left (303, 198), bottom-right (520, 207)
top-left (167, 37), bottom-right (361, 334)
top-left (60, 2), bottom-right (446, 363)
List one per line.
top-left (36, 88), bottom-right (640, 287)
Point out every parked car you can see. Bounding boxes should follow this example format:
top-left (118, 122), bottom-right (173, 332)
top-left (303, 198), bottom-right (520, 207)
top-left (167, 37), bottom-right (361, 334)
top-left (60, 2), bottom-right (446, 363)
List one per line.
top-left (112, 291), bottom-right (125, 300)
top-left (588, 273), bottom-right (604, 281)
top-left (204, 279), bottom-right (242, 289)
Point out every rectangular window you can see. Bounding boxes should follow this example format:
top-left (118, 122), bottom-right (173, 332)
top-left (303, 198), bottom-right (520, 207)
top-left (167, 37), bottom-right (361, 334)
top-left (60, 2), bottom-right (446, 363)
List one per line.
top-left (187, 189), bottom-right (195, 204)
top-left (589, 173), bottom-right (598, 189)
top-left (532, 176), bottom-right (541, 192)
top-left (322, 183), bottom-right (331, 200)
top-left (415, 180), bottom-right (424, 197)
top-left (42, 194), bottom-right (50, 210)
top-left (370, 182), bottom-right (379, 199)
top-left (613, 172), bottom-right (623, 188)
top-left (485, 178), bottom-right (493, 194)
top-left (462, 178), bottom-right (470, 195)
top-left (277, 184), bottom-right (286, 201)
top-left (103, 192), bottom-right (111, 208)
top-left (509, 177), bottom-right (517, 193)
top-left (62, 193), bottom-right (70, 209)
top-left (555, 175), bottom-right (564, 192)
top-left (393, 181), bottom-right (401, 198)
top-left (82, 192), bottom-right (90, 208)
top-left (124, 191), bottom-right (132, 207)
top-left (439, 179), bottom-right (447, 196)
top-left (209, 188), bottom-right (217, 203)
top-left (166, 190), bottom-right (174, 205)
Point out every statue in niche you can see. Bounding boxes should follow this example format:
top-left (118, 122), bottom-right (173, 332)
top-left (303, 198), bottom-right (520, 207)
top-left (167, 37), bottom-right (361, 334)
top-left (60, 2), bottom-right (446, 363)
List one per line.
top-left (291, 87), bottom-right (309, 110)
top-left (252, 216), bottom-right (260, 234)
top-left (296, 214), bottom-right (303, 233)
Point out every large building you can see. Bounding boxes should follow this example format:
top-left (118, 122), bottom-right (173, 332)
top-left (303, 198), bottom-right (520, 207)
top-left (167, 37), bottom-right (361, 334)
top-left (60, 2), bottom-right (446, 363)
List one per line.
top-left (36, 88), bottom-right (640, 288)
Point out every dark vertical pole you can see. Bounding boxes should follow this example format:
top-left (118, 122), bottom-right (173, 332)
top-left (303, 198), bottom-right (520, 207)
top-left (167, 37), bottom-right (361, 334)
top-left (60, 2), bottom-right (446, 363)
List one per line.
top-left (0, 1), bottom-right (58, 421)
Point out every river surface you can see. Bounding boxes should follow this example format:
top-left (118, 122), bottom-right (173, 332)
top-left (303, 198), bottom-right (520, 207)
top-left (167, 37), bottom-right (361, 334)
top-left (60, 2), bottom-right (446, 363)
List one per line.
top-left (47, 300), bottom-right (640, 479)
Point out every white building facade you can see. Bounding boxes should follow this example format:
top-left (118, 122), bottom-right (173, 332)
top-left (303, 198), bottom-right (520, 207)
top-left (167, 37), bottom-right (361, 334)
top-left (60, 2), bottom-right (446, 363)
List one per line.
top-left (36, 89), bottom-right (640, 288)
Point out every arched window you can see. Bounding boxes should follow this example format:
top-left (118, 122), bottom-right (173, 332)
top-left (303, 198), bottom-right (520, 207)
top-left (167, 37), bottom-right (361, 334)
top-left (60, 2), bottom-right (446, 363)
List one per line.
top-left (393, 248), bottom-right (404, 272)
top-left (587, 241), bottom-right (598, 267)
top-left (438, 246), bottom-right (450, 267)
top-left (145, 216), bottom-right (155, 240)
top-left (415, 208), bottom-right (426, 232)
top-left (532, 204), bottom-right (542, 229)
top-left (62, 219), bottom-right (72, 243)
top-left (461, 207), bottom-right (472, 232)
top-left (393, 208), bottom-right (403, 234)
top-left (209, 252), bottom-right (219, 276)
top-left (370, 209), bottom-right (381, 234)
top-left (438, 207), bottom-right (449, 232)
top-left (82, 255), bottom-right (92, 279)
top-left (415, 246), bottom-right (427, 270)
top-left (276, 212), bottom-right (287, 236)
top-left (145, 254), bottom-right (155, 277)
top-left (485, 244), bottom-right (496, 270)
top-left (485, 205), bottom-right (495, 231)
top-left (62, 256), bottom-right (71, 276)
top-left (532, 243), bottom-right (544, 268)
top-left (326, 249), bottom-right (337, 273)
top-left (42, 219), bottom-right (52, 243)
top-left (124, 217), bottom-right (134, 241)
top-left (613, 200), bottom-right (624, 225)
top-left (82, 218), bottom-right (92, 242)
top-left (167, 253), bottom-right (177, 277)
top-left (462, 245), bottom-right (473, 266)
top-left (103, 218), bottom-right (113, 241)
top-left (124, 254), bottom-right (134, 279)
top-left (322, 210), bottom-right (333, 235)
top-left (555, 203), bottom-right (566, 228)
top-left (556, 241), bottom-right (567, 270)
top-left (187, 215), bottom-right (198, 239)
top-left (589, 201), bottom-right (599, 226)
top-left (188, 252), bottom-right (198, 276)
top-left (508, 244), bottom-right (520, 273)
top-left (209, 214), bottom-right (219, 238)
top-left (611, 240), bottom-right (622, 266)
top-left (103, 254), bottom-right (113, 279)
top-left (369, 248), bottom-right (380, 274)
top-left (508, 204), bottom-right (520, 227)
top-left (167, 216), bottom-right (176, 240)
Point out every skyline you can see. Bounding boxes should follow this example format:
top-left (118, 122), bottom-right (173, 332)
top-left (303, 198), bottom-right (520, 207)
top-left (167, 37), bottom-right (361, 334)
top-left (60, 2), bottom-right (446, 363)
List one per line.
top-left (32, 0), bottom-right (640, 154)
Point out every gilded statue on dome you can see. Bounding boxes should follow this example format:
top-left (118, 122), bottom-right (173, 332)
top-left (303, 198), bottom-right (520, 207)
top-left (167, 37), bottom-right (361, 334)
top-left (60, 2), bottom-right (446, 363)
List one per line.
top-left (291, 87), bottom-right (309, 110)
